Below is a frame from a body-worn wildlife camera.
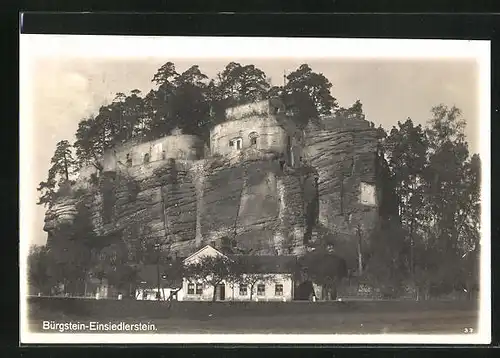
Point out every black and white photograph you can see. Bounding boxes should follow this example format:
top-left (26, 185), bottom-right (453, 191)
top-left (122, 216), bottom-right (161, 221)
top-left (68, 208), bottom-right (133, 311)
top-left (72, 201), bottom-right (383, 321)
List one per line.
top-left (19, 36), bottom-right (490, 344)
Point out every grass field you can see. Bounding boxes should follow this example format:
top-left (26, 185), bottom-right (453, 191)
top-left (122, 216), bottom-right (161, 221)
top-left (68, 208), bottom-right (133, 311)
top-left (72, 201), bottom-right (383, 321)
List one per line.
top-left (27, 298), bottom-right (478, 335)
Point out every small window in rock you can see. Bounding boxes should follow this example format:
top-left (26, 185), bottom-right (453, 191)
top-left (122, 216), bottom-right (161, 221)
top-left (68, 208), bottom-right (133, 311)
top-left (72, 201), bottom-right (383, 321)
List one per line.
top-left (161, 151), bottom-right (166, 160)
top-left (250, 137), bottom-right (257, 146)
top-left (359, 182), bottom-right (376, 206)
top-left (236, 138), bottom-right (242, 150)
top-left (229, 140), bottom-right (234, 147)
top-left (126, 153), bottom-right (132, 167)
top-left (143, 153), bottom-right (150, 163)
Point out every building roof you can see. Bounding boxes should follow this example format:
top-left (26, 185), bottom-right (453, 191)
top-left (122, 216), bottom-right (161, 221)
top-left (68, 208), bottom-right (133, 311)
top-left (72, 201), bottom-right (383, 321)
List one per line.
top-left (182, 245), bottom-right (298, 274)
top-left (182, 244), bottom-right (225, 264)
top-left (228, 255), bottom-right (298, 274)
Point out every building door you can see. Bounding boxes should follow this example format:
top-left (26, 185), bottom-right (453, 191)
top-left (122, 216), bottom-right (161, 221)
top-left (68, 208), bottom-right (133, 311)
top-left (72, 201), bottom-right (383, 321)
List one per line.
top-left (217, 284), bottom-right (226, 301)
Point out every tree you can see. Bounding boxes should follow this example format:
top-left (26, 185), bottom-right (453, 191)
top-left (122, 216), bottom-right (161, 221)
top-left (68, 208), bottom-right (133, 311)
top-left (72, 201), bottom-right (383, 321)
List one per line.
top-left (73, 102), bottom-right (127, 169)
top-left (216, 62), bottom-right (270, 105)
top-left (298, 250), bottom-right (347, 300)
top-left (418, 105), bottom-right (479, 298)
top-left (74, 116), bottom-right (105, 170)
top-left (146, 62), bottom-right (180, 139)
top-left (231, 257), bottom-right (276, 301)
top-left (96, 242), bottom-right (130, 292)
top-left (94, 105), bottom-right (121, 149)
top-left (280, 64), bottom-right (338, 127)
top-left (152, 61), bottom-right (179, 89)
top-left (107, 90), bottom-right (146, 143)
top-left (364, 219), bottom-right (408, 298)
top-left (383, 118), bottom-right (429, 277)
top-left (336, 99), bottom-right (364, 118)
top-left (46, 238), bottom-right (91, 296)
top-left (170, 65), bottom-right (211, 138)
top-left (161, 258), bottom-right (186, 304)
top-left (50, 140), bottom-right (77, 181)
top-left (36, 177), bottom-right (57, 207)
top-left (423, 105), bottom-right (472, 256)
top-left (457, 154), bottom-right (481, 255)
top-left (184, 255), bottom-right (234, 301)
top-left (37, 140), bottom-right (78, 207)
top-left (27, 245), bottom-right (52, 295)
top-left (378, 105), bottom-right (480, 299)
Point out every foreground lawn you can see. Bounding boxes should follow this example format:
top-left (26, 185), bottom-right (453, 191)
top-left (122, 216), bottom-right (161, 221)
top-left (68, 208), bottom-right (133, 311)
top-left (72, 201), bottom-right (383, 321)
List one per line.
top-left (28, 302), bottom-right (478, 334)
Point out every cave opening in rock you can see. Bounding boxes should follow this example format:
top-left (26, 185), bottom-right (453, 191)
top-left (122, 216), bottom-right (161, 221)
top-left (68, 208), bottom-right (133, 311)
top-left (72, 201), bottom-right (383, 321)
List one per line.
top-left (249, 132), bottom-right (258, 146)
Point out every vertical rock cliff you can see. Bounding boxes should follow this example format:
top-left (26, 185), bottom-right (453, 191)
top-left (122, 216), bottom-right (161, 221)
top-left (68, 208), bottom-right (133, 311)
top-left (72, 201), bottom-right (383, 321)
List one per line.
top-left (43, 113), bottom-right (382, 264)
top-left (303, 117), bottom-right (380, 265)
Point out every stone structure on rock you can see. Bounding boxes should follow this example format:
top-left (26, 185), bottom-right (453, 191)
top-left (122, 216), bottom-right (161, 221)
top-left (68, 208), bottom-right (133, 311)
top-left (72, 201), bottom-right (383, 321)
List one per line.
top-left (43, 98), bottom-right (383, 265)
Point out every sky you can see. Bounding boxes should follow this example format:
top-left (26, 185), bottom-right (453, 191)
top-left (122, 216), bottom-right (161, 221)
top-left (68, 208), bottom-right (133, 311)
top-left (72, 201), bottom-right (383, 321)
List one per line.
top-left (25, 54), bottom-right (481, 246)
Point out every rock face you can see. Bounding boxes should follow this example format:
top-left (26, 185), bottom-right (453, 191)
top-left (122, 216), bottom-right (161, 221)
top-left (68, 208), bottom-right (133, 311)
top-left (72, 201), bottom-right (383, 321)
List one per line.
top-left (303, 117), bottom-right (380, 264)
top-left (43, 101), bottom-right (382, 263)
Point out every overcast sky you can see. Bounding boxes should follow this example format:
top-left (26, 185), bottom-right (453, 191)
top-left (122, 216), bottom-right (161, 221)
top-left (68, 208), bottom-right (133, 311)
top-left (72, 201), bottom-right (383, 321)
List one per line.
top-left (27, 57), bottom-right (480, 246)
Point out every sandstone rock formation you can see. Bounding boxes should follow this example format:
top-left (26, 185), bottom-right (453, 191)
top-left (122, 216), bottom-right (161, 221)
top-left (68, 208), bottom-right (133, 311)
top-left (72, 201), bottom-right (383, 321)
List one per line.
top-left (303, 117), bottom-right (380, 265)
top-left (43, 101), bottom-right (383, 265)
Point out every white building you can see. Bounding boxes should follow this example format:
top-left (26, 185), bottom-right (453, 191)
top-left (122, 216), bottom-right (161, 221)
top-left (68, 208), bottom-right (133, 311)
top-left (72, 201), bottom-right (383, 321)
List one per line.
top-left (179, 245), bottom-right (297, 302)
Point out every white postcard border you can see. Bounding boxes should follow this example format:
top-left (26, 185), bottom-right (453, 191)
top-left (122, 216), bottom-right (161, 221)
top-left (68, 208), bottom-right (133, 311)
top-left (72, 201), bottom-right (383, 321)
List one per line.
top-left (19, 35), bottom-right (491, 345)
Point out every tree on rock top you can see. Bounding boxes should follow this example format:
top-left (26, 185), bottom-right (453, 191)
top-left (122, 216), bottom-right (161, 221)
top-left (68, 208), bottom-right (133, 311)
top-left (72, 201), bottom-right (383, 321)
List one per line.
top-left (269, 64), bottom-right (338, 128)
top-left (37, 140), bottom-right (78, 207)
top-left (171, 65), bottom-right (211, 137)
top-left (217, 62), bottom-right (270, 104)
top-left (336, 99), bottom-right (364, 119)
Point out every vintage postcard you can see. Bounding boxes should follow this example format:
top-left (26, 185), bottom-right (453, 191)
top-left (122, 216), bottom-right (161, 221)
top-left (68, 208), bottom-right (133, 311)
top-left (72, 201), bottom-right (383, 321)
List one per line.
top-left (19, 35), bottom-right (491, 344)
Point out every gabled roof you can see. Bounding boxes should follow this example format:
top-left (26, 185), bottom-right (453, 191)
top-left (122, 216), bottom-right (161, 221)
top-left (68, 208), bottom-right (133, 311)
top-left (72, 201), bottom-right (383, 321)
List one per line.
top-left (181, 245), bottom-right (298, 274)
top-left (182, 244), bottom-right (226, 264)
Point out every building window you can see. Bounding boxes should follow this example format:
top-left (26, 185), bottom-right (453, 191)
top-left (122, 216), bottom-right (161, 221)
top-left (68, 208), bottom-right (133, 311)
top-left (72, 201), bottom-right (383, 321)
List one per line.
top-left (196, 283), bottom-right (203, 295)
top-left (161, 151), bottom-right (166, 160)
top-left (359, 182), bottom-right (376, 206)
top-left (187, 283), bottom-right (195, 295)
top-left (257, 284), bottom-right (265, 296)
top-left (230, 138), bottom-right (243, 150)
top-left (275, 284), bottom-right (284, 296)
top-left (239, 284), bottom-right (248, 296)
top-left (143, 153), bottom-right (150, 163)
